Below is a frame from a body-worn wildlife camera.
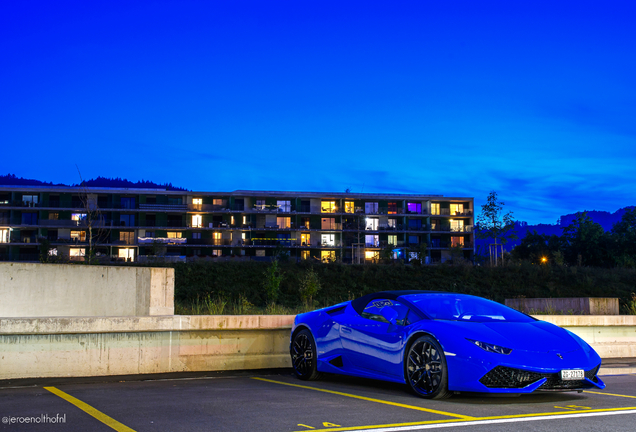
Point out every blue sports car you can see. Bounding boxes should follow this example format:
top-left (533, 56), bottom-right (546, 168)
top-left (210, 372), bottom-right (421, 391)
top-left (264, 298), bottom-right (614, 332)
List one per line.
top-left (290, 290), bottom-right (605, 399)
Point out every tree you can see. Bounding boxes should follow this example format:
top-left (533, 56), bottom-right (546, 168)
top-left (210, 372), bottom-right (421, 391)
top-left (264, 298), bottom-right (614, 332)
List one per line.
top-left (561, 212), bottom-right (608, 267)
top-left (611, 208), bottom-right (636, 268)
top-left (299, 266), bottom-right (321, 310)
top-left (476, 191), bottom-right (517, 266)
top-left (511, 230), bottom-right (565, 264)
top-left (262, 259), bottom-right (283, 304)
top-left (76, 166), bottom-right (109, 264)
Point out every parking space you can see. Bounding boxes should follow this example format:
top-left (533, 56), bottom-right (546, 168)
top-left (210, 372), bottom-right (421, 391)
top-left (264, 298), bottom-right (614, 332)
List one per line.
top-left (2, 370), bottom-right (636, 431)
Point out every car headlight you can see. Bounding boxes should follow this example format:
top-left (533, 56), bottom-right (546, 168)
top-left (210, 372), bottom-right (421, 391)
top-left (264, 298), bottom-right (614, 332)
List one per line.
top-left (466, 339), bottom-right (512, 355)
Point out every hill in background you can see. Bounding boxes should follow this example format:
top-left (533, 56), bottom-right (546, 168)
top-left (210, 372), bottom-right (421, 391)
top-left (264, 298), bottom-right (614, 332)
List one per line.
top-left (0, 174), bottom-right (188, 191)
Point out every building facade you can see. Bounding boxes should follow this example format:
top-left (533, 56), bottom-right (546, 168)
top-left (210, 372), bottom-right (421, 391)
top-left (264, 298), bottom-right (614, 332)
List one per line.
top-left (0, 186), bottom-right (474, 264)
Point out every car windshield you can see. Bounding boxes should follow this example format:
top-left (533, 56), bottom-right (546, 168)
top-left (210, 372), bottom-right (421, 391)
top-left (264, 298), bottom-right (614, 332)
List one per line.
top-left (404, 294), bottom-right (534, 323)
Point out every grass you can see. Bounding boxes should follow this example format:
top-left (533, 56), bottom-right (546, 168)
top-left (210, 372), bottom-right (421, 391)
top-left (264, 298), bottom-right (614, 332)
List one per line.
top-left (176, 295), bottom-right (306, 316)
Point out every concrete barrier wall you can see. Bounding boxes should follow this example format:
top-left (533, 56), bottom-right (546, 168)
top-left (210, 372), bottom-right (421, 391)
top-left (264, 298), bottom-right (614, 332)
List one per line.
top-left (506, 298), bottom-right (620, 315)
top-left (1, 314), bottom-right (635, 380)
top-left (0, 263), bottom-right (174, 317)
top-left (0, 315), bottom-right (294, 380)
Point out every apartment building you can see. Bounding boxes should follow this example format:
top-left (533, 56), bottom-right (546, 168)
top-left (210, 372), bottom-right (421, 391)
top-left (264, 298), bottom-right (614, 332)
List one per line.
top-left (0, 186), bottom-right (474, 264)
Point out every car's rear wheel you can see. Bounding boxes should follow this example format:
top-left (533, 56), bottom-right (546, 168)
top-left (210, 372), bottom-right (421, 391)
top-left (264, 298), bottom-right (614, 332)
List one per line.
top-left (291, 328), bottom-right (321, 381)
top-left (405, 335), bottom-right (451, 399)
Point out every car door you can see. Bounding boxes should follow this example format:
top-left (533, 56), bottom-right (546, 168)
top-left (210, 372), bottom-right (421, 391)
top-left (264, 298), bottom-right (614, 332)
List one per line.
top-left (338, 299), bottom-right (412, 379)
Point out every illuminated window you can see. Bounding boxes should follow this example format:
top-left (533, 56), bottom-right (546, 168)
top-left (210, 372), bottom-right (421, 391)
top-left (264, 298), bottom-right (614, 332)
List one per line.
top-left (388, 235), bottom-right (397, 246)
top-left (450, 219), bottom-right (464, 232)
top-left (301, 250), bottom-right (310, 260)
top-left (450, 204), bottom-right (464, 215)
top-left (388, 202), bottom-right (397, 214)
top-left (48, 248), bottom-right (58, 256)
top-left (118, 248), bottom-right (135, 262)
top-left (0, 229), bottom-right (9, 243)
top-left (345, 201), bottom-right (354, 213)
top-left (366, 218), bottom-right (379, 230)
top-left (192, 215), bottom-right (202, 228)
top-left (431, 203), bottom-right (440, 215)
top-left (321, 201), bottom-right (336, 213)
top-left (71, 230), bottom-right (86, 241)
top-left (119, 231), bottom-right (134, 244)
top-left (256, 250), bottom-right (266, 257)
top-left (241, 233), bottom-right (246, 240)
top-left (321, 250), bottom-right (335, 263)
top-left (168, 232), bottom-right (182, 238)
top-left (365, 235), bottom-right (379, 247)
top-left (407, 202), bottom-right (422, 214)
top-left (213, 199), bottom-right (223, 206)
top-left (388, 219), bottom-right (396, 228)
top-left (48, 212), bottom-right (59, 220)
top-left (321, 218), bottom-right (336, 229)
top-left (301, 218), bottom-right (310, 229)
top-left (301, 233), bottom-right (310, 245)
top-left (321, 234), bottom-right (335, 246)
top-left (70, 248), bottom-right (85, 257)
top-left (451, 236), bottom-right (464, 247)
top-left (193, 198), bottom-right (203, 205)
top-left (364, 251), bottom-right (379, 261)
top-left (231, 216), bottom-right (235, 225)
top-left (72, 213), bottom-right (87, 221)
top-left (277, 217), bottom-right (291, 228)
top-left (212, 249), bottom-right (222, 257)
top-left (277, 200), bottom-right (291, 212)
top-left (243, 216), bottom-right (247, 225)
top-left (365, 202), bottom-right (379, 214)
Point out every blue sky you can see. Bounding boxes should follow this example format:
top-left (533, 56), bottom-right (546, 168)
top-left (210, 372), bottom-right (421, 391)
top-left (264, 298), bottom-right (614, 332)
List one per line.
top-left (1, 1), bottom-right (634, 224)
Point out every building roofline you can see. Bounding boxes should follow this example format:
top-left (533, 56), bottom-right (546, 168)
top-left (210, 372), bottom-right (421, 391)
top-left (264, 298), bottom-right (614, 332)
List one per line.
top-left (0, 185), bottom-right (473, 200)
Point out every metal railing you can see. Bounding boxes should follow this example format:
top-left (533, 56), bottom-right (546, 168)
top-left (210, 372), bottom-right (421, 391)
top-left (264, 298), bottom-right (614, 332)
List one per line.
top-left (139, 203), bottom-right (188, 211)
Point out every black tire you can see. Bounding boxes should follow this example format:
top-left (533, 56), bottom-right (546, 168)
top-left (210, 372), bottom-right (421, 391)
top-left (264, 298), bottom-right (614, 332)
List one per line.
top-left (291, 329), bottom-right (321, 381)
top-left (404, 334), bottom-right (452, 399)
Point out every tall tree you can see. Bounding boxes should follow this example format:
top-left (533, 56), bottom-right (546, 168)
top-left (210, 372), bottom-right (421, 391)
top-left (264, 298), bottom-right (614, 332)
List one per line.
top-left (611, 208), bottom-right (636, 268)
top-left (562, 212), bottom-right (608, 267)
top-left (76, 167), bottom-right (108, 264)
top-left (476, 191), bottom-right (517, 266)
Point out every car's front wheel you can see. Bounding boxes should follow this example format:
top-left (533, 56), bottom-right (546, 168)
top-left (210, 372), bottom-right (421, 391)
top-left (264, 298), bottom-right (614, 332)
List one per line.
top-left (291, 328), bottom-right (321, 381)
top-left (405, 335), bottom-right (451, 399)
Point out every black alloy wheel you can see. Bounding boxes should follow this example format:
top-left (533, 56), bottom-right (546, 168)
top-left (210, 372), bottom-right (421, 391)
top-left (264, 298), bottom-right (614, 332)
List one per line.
top-left (291, 329), bottom-right (320, 381)
top-left (405, 335), bottom-right (451, 399)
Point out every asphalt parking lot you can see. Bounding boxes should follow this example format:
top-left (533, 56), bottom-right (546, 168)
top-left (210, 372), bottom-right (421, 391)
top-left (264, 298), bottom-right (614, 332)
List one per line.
top-left (2, 361), bottom-right (636, 432)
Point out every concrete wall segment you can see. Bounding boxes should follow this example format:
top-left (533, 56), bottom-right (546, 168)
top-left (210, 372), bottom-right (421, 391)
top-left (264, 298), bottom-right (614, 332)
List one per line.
top-left (0, 263), bottom-right (174, 317)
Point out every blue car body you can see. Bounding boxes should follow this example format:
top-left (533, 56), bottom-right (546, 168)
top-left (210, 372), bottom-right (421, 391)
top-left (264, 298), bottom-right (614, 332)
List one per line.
top-left (290, 290), bottom-right (605, 394)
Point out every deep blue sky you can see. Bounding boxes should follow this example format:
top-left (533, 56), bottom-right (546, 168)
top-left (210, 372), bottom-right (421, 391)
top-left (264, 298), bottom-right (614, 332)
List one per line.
top-left (2, 1), bottom-right (635, 224)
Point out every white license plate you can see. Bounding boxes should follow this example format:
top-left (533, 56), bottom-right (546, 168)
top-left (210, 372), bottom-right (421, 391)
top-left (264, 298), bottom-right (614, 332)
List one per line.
top-left (560, 369), bottom-right (585, 380)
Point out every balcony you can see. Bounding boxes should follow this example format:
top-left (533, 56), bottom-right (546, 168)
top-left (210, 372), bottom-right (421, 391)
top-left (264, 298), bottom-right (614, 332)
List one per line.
top-left (320, 222), bottom-right (342, 230)
top-left (450, 225), bottom-right (474, 233)
top-left (138, 237), bottom-right (187, 245)
top-left (188, 204), bottom-right (227, 212)
top-left (139, 203), bottom-right (188, 211)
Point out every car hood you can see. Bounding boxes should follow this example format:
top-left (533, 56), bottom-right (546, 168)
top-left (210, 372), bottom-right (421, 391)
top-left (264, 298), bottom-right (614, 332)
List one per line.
top-left (436, 320), bottom-right (582, 353)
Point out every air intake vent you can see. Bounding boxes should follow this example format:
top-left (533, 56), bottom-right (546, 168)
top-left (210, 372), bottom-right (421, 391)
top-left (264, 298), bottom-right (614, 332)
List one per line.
top-left (326, 306), bottom-right (346, 316)
top-left (329, 356), bottom-right (344, 368)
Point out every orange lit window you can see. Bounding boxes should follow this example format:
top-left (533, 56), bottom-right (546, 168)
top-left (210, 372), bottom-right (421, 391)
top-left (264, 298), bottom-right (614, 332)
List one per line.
top-left (388, 202), bottom-right (397, 214)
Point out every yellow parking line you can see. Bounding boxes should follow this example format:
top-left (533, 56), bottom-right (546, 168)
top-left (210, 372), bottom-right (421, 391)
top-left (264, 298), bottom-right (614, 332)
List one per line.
top-left (251, 377), bottom-right (474, 420)
top-left (44, 387), bottom-right (136, 432)
top-left (296, 406), bottom-right (636, 432)
top-left (584, 390), bottom-right (636, 399)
